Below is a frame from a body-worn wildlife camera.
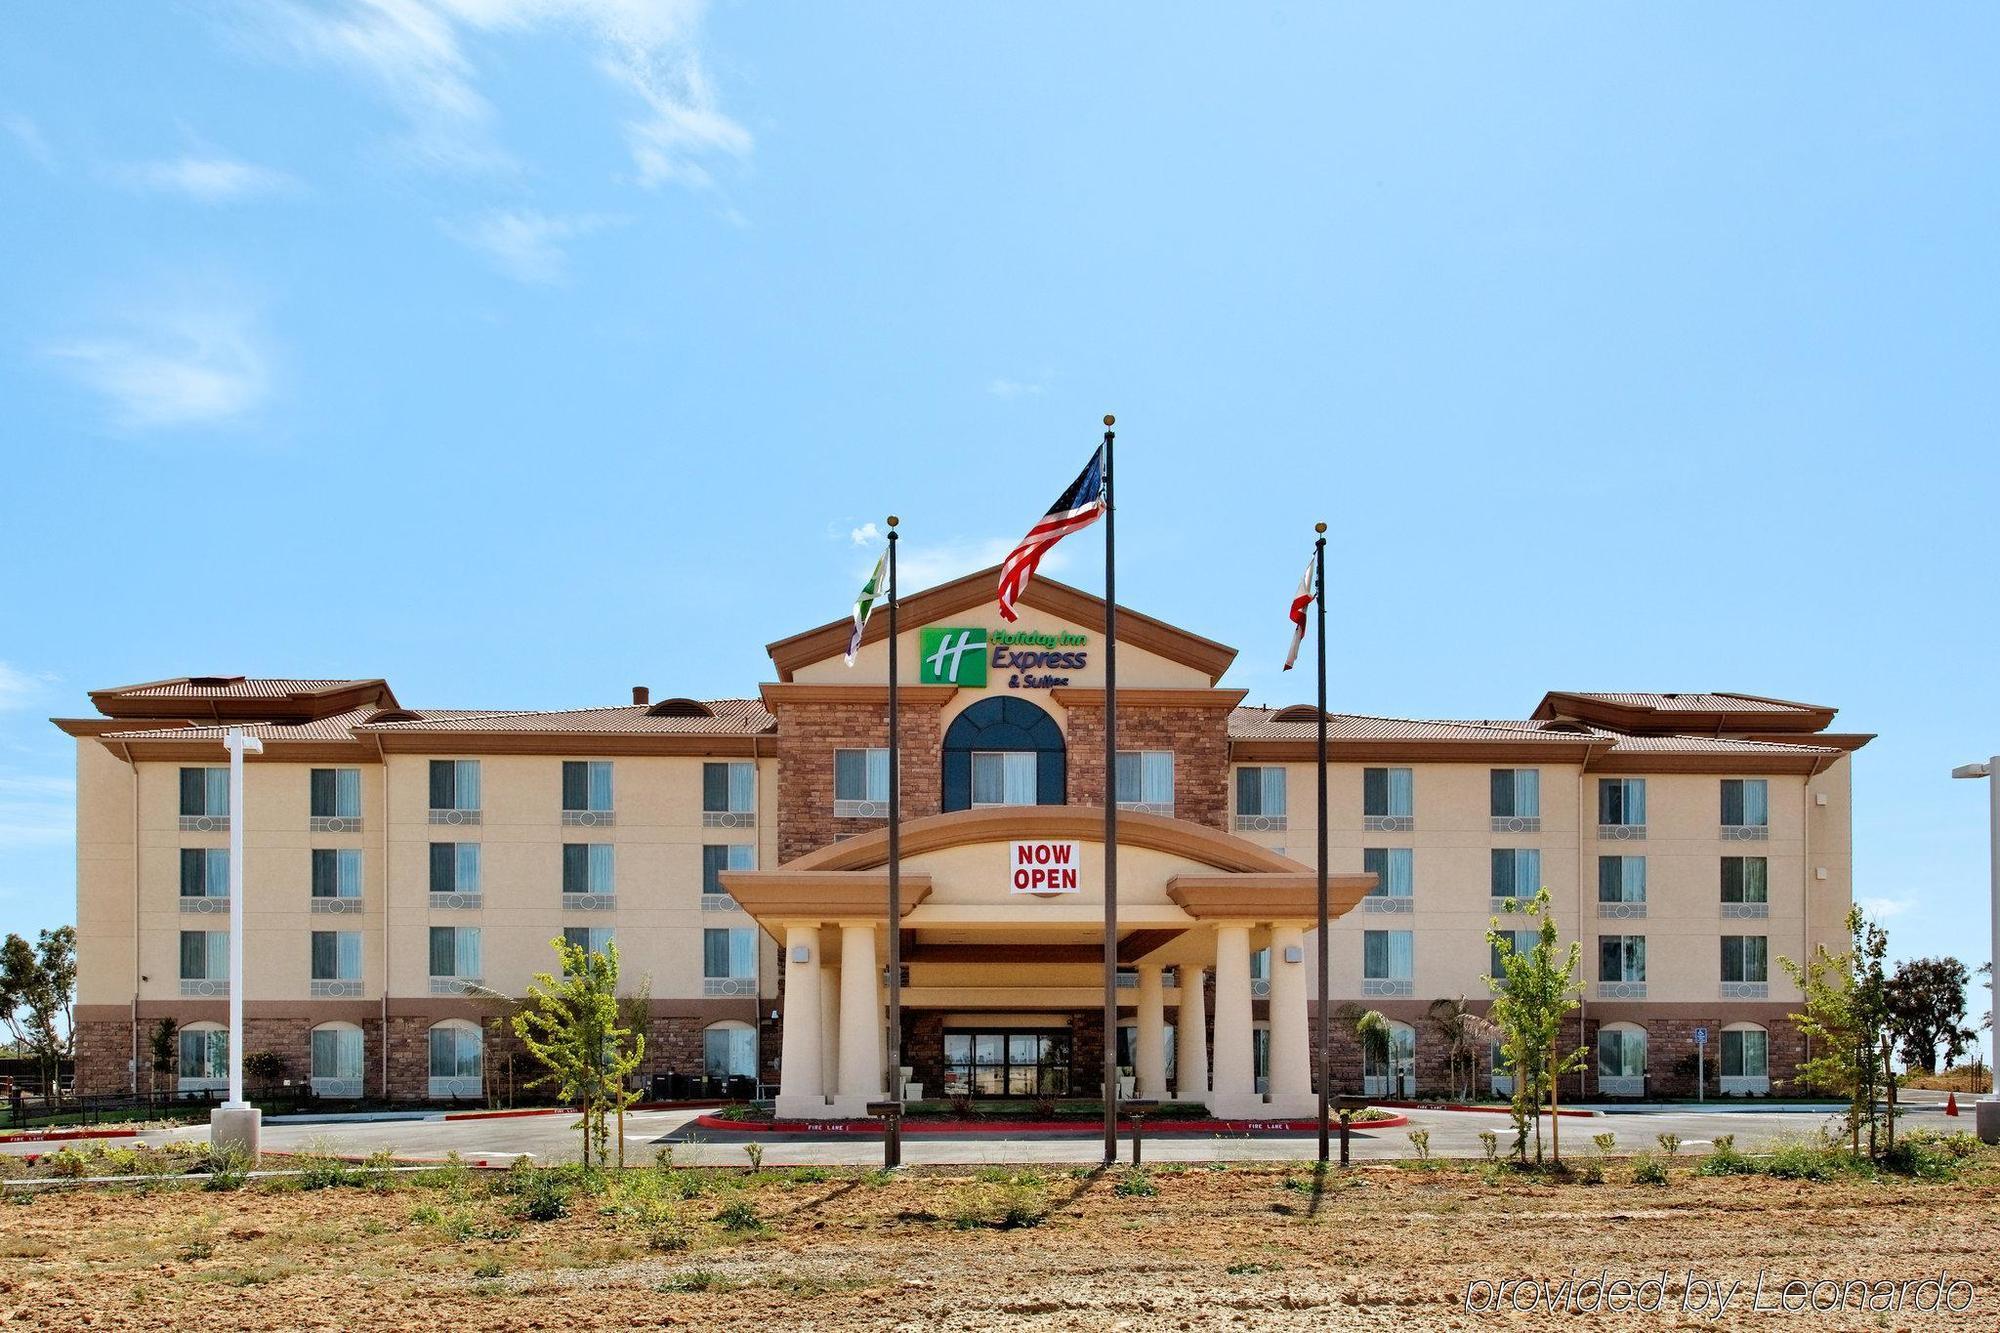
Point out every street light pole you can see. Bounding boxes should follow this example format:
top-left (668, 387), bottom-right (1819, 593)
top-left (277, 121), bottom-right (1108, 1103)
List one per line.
top-left (213, 726), bottom-right (264, 1163)
top-left (1951, 756), bottom-right (1999, 1143)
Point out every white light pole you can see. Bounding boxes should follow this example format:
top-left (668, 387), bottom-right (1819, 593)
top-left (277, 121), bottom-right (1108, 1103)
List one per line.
top-left (1952, 756), bottom-right (1999, 1143)
top-left (212, 726), bottom-right (263, 1161)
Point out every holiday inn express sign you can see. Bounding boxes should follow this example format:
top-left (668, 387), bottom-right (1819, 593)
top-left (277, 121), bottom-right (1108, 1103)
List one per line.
top-left (918, 626), bottom-right (1090, 690)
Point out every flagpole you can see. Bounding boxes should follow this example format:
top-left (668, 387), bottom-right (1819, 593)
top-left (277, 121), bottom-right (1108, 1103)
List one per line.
top-left (885, 517), bottom-right (903, 1170)
top-left (1313, 522), bottom-right (1330, 1164)
top-left (1100, 415), bottom-right (1119, 1167)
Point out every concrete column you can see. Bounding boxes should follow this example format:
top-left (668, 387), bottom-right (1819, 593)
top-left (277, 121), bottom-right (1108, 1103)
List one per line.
top-left (820, 963), bottom-right (841, 1100)
top-left (1176, 966), bottom-right (1208, 1102)
top-left (838, 924), bottom-right (885, 1113)
top-left (1210, 925), bottom-right (1257, 1118)
top-left (1135, 964), bottom-right (1168, 1100)
top-left (1265, 924), bottom-right (1313, 1115)
top-left (773, 924), bottom-right (825, 1120)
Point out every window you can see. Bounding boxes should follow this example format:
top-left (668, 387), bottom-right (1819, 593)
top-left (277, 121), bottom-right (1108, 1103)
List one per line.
top-left (562, 761), bottom-right (614, 812)
top-left (1598, 936), bottom-right (1646, 982)
top-left (179, 848), bottom-right (229, 898)
top-left (1249, 948), bottom-right (1270, 984)
top-left (178, 1025), bottom-right (227, 1081)
top-left (1363, 767), bottom-right (1414, 823)
top-left (1362, 930), bottom-right (1414, 995)
top-left (1721, 1027), bottom-right (1768, 1079)
top-left (1490, 929), bottom-right (1539, 979)
top-left (310, 1025), bottom-right (363, 1086)
top-left (1489, 849), bottom-right (1540, 900)
top-left (310, 931), bottom-right (362, 981)
top-left (428, 927), bottom-right (481, 981)
top-left (1721, 935), bottom-right (1769, 983)
top-left (179, 930), bottom-right (227, 980)
top-left (563, 926), bottom-right (615, 956)
top-left (1115, 750), bottom-right (1175, 812)
top-left (428, 759), bottom-right (481, 812)
top-left (702, 762), bottom-right (756, 816)
top-left (1364, 847), bottom-right (1414, 897)
top-left (1597, 856), bottom-right (1647, 902)
top-left (1597, 1026), bottom-right (1647, 1081)
top-left (1720, 779), bottom-right (1769, 828)
top-left (834, 748), bottom-right (890, 809)
top-left (704, 1022), bottom-right (757, 1080)
top-left (179, 767), bottom-right (229, 818)
top-left (1598, 778), bottom-right (1646, 827)
top-left (704, 927), bottom-right (757, 994)
top-left (702, 844), bottom-right (754, 896)
top-left (309, 768), bottom-right (362, 819)
top-left (971, 751), bottom-right (1037, 806)
top-left (561, 843), bottom-right (615, 897)
top-left (1235, 767), bottom-right (1287, 830)
top-left (1362, 1020), bottom-right (1416, 1096)
top-left (1721, 856), bottom-right (1769, 904)
top-left (428, 842), bottom-right (481, 896)
top-left (1490, 769), bottom-right (1540, 818)
top-left (310, 848), bottom-right (362, 899)
top-left (427, 1024), bottom-right (483, 1080)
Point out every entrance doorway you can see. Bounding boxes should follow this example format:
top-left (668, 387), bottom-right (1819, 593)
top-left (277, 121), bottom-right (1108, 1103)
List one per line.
top-left (942, 1029), bottom-right (1072, 1097)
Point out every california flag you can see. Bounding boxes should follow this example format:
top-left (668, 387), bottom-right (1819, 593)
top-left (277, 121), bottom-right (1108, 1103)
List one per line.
top-left (1282, 553), bottom-right (1313, 671)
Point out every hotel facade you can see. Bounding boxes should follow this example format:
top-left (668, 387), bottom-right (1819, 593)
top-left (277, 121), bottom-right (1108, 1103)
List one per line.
top-left (58, 568), bottom-right (1869, 1115)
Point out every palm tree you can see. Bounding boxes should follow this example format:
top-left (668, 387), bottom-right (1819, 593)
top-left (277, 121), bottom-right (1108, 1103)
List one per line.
top-left (1426, 996), bottom-right (1500, 1101)
top-left (1334, 1003), bottom-right (1394, 1094)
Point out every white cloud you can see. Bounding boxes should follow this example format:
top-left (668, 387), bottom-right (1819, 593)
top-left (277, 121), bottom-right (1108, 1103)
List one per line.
top-left (240, 0), bottom-right (748, 187)
top-left (987, 377), bottom-right (1046, 400)
top-left (444, 208), bottom-right (628, 283)
top-left (46, 291), bottom-right (274, 431)
top-left (892, 535), bottom-right (1069, 593)
top-left (849, 522), bottom-right (881, 546)
top-left (0, 664), bottom-right (58, 711)
top-left (1859, 896), bottom-right (1912, 922)
top-left (111, 155), bottom-right (299, 202)
top-left (3, 113), bottom-right (53, 168)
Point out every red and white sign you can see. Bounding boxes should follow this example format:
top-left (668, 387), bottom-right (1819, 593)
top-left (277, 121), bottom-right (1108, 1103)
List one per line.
top-left (1010, 840), bottom-right (1082, 895)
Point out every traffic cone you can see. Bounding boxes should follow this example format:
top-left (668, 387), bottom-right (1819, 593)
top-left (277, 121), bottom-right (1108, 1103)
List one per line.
top-left (1947, 1093), bottom-right (1959, 1117)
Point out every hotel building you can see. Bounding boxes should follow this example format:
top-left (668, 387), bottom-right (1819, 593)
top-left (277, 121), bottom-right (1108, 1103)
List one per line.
top-left (57, 567), bottom-right (1868, 1114)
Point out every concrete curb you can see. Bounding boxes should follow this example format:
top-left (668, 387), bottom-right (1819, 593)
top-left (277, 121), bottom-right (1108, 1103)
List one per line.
top-left (693, 1112), bottom-right (1412, 1136)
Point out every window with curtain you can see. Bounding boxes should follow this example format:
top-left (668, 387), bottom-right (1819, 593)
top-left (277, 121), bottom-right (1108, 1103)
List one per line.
top-left (561, 843), bottom-right (615, 895)
top-left (309, 768), bottom-right (362, 819)
top-left (428, 1026), bottom-right (482, 1079)
top-left (1720, 779), bottom-right (1769, 827)
top-left (702, 844), bottom-right (755, 895)
top-left (310, 848), bottom-right (362, 899)
top-left (1721, 935), bottom-right (1769, 983)
top-left (1249, 948), bottom-right (1269, 982)
top-left (1598, 936), bottom-right (1646, 982)
top-left (563, 926), bottom-right (615, 956)
top-left (428, 843), bottom-right (481, 894)
top-left (1597, 856), bottom-right (1647, 903)
top-left (1721, 1028), bottom-right (1768, 1078)
top-left (428, 760), bottom-right (481, 812)
top-left (1115, 751), bottom-right (1175, 808)
top-left (428, 927), bottom-right (480, 978)
top-left (1235, 767), bottom-right (1286, 817)
top-left (1490, 929), bottom-right (1539, 978)
top-left (1363, 930), bottom-right (1414, 980)
top-left (1363, 768), bottom-right (1414, 818)
top-left (703, 928), bottom-right (756, 979)
top-left (834, 749), bottom-right (890, 803)
top-left (702, 762), bottom-right (755, 813)
top-left (179, 767), bottom-right (229, 817)
top-left (704, 1025), bottom-right (757, 1078)
top-left (1597, 1028), bottom-right (1647, 1079)
top-left (1364, 847), bottom-right (1415, 897)
top-left (311, 1027), bottom-right (363, 1081)
top-left (1489, 849), bottom-right (1540, 899)
top-left (971, 751), bottom-right (1038, 806)
top-left (179, 931), bottom-right (227, 980)
top-left (178, 1027), bottom-right (227, 1079)
top-left (1597, 778), bottom-right (1646, 825)
top-left (179, 848), bottom-right (229, 898)
top-left (1720, 857), bottom-right (1769, 903)
top-left (310, 931), bottom-right (362, 981)
top-left (1490, 769), bottom-right (1541, 817)
top-left (562, 761), bottom-right (614, 812)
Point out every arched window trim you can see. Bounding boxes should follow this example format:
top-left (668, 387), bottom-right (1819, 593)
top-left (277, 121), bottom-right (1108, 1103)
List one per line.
top-left (941, 697), bottom-right (1066, 812)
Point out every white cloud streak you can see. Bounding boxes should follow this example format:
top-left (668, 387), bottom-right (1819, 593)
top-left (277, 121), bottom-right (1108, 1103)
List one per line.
top-left (444, 208), bottom-right (629, 284)
top-left (987, 377), bottom-right (1046, 400)
top-left (110, 155), bottom-right (299, 202)
top-left (0, 664), bottom-right (58, 711)
top-left (45, 291), bottom-right (275, 431)
top-left (3, 113), bottom-right (54, 168)
top-left (890, 535), bottom-right (1068, 593)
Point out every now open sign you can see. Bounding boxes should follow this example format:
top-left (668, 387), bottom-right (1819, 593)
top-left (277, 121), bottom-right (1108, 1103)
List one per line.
top-left (1010, 840), bottom-right (1082, 895)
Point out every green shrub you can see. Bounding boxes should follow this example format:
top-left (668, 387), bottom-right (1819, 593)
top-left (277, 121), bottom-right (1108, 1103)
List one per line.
top-left (1590, 1132), bottom-right (1617, 1156)
top-left (1477, 1130), bottom-right (1498, 1161)
top-left (203, 1145), bottom-right (250, 1192)
top-left (716, 1197), bottom-right (762, 1232)
top-left (1696, 1140), bottom-right (1757, 1177)
top-left (1656, 1132), bottom-right (1681, 1158)
top-left (1761, 1141), bottom-right (1844, 1182)
top-left (998, 1180), bottom-right (1047, 1228)
top-left (294, 1154), bottom-right (355, 1191)
top-left (1574, 1159), bottom-right (1605, 1185)
top-left (514, 1167), bottom-right (574, 1222)
top-left (742, 1143), bottom-right (763, 1173)
top-left (1712, 1133), bottom-right (1734, 1153)
top-left (471, 1257), bottom-right (504, 1279)
top-left (1630, 1153), bottom-right (1668, 1186)
top-left (1407, 1129), bottom-right (1431, 1161)
top-left (1113, 1167), bottom-right (1158, 1199)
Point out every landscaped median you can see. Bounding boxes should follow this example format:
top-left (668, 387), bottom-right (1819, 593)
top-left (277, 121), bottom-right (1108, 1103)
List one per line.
top-left (693, 1105), bottom-right (1410, 1134)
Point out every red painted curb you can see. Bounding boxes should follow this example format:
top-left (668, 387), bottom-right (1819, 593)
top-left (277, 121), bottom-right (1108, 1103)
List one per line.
top-left (694, 1112), bottom-right (1411, 1135)
top-left (0, 1127), bottom-right (141, 1144)
top-left (1375, 1100), bottom-right (1596, 1120)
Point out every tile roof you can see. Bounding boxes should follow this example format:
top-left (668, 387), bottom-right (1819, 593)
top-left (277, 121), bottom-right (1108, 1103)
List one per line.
top-left (1551, 692), bottom-right (1822, 715)
top-left (97, 677), bottom-right (376, 699)
top-left (354, 699), bottom-right (777, 736)
top-left (1584, 729), bottom-right (1839, 756)
top-left (100, 705), bottom-right (388, 743)
top-left (1228, 708), bottom-right (1594, 743)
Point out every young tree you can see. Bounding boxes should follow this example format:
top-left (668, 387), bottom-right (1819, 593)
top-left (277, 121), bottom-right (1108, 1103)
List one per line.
top-left (511, 937), bottom-right (644, 1169)
top-left (147, 1017), bottom-right (179, 1096)
top-left (1485, 890), bottom-right (1585, 1165)
top-left (1886, 957), bottom-right (1978, 1075)
top-left (1426, 996), bottom-right (1499, 1102)
top-left (1781, 906), bottom-right (1894, 1157)
top-left (0, 927), bottom-right (77, 1097)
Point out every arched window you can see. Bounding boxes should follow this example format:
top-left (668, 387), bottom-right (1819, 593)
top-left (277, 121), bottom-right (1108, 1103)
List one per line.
top-left (1596, 1022), bottom-right (1647, 1096)
top-left (178, 1022), bottom-right (227, 1090)
top-left (427, 1020), bottom-right (483, 1100)
top-left (942, 698), bottom-right (1065, 812)
top-left (703, 1020), bottom-right (757, 1081)
top-left (1363, 1020), bottom-right (1417, 1098)
top-left (310, 1022), bottom-right (365, 1099)
top-left (1720, 1022), bottom-right (1770, 1095)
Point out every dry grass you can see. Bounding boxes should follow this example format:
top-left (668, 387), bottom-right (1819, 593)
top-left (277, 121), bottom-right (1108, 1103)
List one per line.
top-left (2, 1153), bottom-right (1999, 1329)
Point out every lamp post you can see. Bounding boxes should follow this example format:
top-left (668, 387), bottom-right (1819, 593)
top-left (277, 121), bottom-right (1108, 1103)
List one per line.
top-left (1951, 757), bottom-right (1999, 1143)
top-left (211, 726), bottom-right (263, 1163)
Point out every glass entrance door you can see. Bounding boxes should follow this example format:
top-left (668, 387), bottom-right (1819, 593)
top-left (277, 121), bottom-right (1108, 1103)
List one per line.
top-left (942, 1029), bottom-right (1072, 1097)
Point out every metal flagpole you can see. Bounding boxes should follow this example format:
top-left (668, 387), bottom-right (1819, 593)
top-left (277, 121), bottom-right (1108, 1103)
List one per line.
top-left (885, 517), bottom-right (903, 1170)
top-left (1314, 523), bottom-right (1330, 1163)
top-left (1101, 415), bottom-right (1120, 1167)
top-left (223, 726), bottom-right (260, 1108)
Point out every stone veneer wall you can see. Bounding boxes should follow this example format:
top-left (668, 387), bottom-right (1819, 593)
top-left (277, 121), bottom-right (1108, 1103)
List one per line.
top-left (772, 699), bottom-right (945, 864)
top-left (1061, 703), bottom-right (1231, 832)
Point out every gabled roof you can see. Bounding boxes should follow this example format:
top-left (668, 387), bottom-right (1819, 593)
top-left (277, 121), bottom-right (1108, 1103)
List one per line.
top-left (1532, 691), bottom-right (1837, 735)
top-left (766, 566), bottom-right (1238, 684)
top-left (88, 676), bottom-right (398, 723)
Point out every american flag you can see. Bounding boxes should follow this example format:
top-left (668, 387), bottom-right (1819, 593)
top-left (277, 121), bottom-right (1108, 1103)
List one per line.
top-left (997, 446), bottom-right (1106, 622)
top-left (1282, 551), bottom-right (1314, 670)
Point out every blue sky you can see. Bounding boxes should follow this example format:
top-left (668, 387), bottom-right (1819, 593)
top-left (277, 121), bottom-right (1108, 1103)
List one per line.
top-left (1, 4), bottom-right (1996, 993)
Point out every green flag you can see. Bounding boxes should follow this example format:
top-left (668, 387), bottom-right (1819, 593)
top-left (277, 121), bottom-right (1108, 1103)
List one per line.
top-left (846, 548), bottom-right (888, 666)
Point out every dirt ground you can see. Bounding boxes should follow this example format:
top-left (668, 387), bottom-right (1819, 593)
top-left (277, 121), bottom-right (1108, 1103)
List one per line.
top-left (3, 1156), bottom-right (1998, 1330)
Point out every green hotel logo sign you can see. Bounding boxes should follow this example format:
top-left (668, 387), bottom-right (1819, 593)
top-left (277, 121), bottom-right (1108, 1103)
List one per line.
top-left (918, 627), bottom-right (1090, 690)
